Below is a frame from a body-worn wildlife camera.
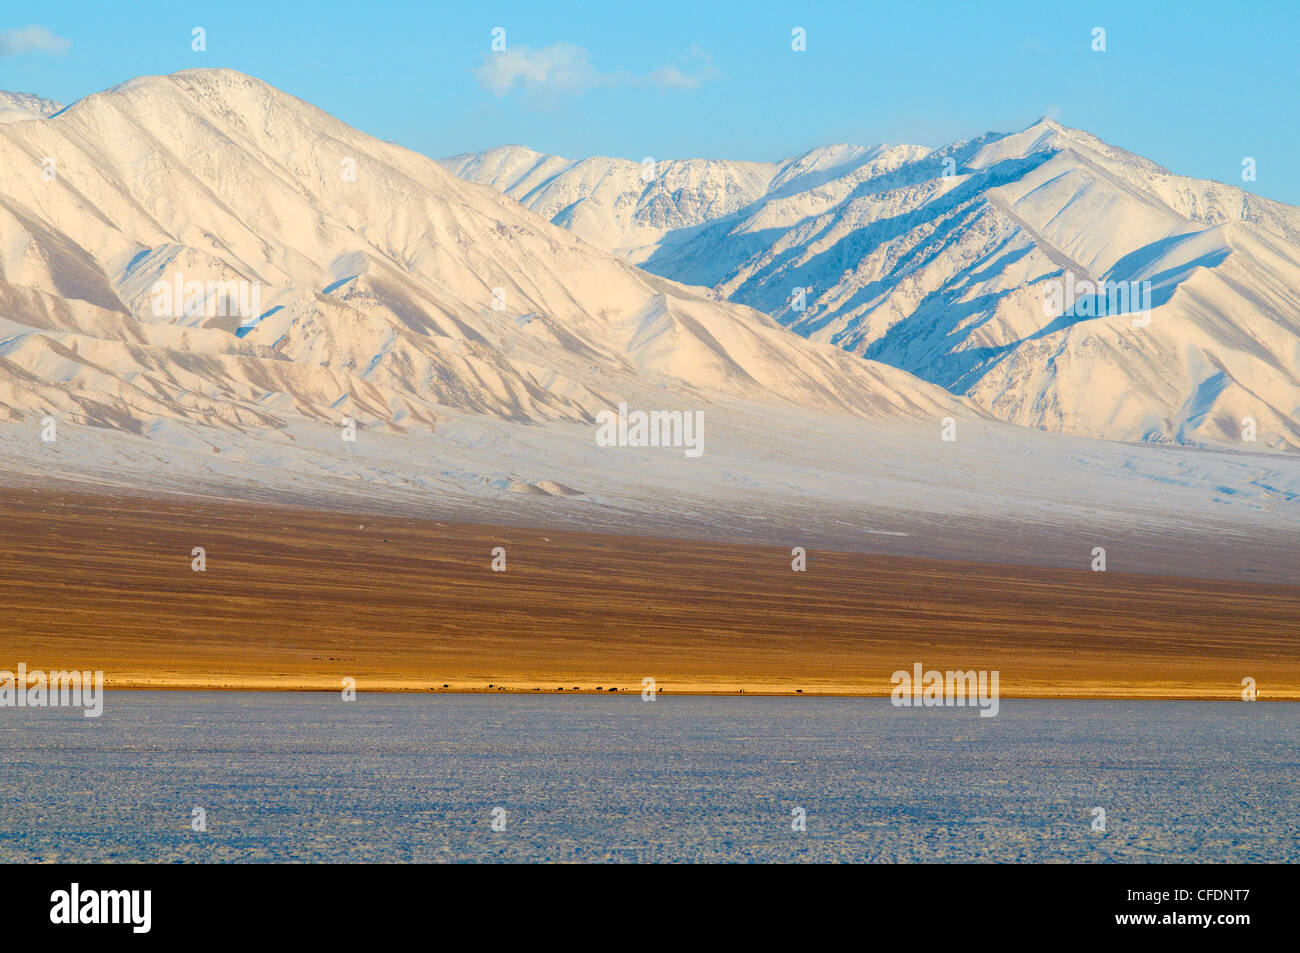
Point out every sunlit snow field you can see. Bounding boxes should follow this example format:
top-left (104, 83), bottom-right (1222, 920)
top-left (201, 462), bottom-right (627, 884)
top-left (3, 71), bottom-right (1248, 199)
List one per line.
top-left (1, 693), bottom-right (1295, 863)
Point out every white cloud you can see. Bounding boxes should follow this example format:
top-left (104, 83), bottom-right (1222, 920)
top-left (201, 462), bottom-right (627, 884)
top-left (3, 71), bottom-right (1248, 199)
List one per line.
top-left (476, 42), bottom-right (597, 97)
top-left (646, 65), bottom-right (702, 90)
top-left (476, 43), bottom-right (715, 98)
top-left (0, 25), bottom-right (72, 57)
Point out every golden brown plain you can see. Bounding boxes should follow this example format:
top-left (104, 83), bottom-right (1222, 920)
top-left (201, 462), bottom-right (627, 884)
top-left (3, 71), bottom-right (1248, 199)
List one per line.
top-left (0, 489), bottom-right (1295, 698)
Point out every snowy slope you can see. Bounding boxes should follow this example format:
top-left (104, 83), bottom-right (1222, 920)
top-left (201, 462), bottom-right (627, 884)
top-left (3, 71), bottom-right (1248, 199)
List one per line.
top-left (439, 143), bottom-right (929, 264)
top-left (0, 69), bottom-right (972, 440)
top-left (447, 122), bottom-right (1300, 451)
top-left (0, 72), bottom-right (1294, 575)
top-left (438, 145), bottom-right (779, 261)
top-left (0, 91), bottom-right (62, 124)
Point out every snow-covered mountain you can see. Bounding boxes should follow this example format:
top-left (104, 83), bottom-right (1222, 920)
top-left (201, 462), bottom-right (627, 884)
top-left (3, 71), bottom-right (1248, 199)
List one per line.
top-left (445, 126), bottom-right (1300, 451)
top-left (438, 143), bottom-right (927, 264)
top-left (0, 91), bottom-right (62, 124)
top-left (0, 70), bottom-right (1295, 576)
top-left (0, 69), bottom-right (972, 441)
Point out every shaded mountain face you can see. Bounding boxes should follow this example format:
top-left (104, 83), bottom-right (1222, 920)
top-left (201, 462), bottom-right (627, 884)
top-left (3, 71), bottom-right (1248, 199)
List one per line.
top-left (0, 69), bottom-right (971, 439)
top-left (445, 125), bottom-right (1300, 451)
top-left (437, 143), bottom-right (927, 263)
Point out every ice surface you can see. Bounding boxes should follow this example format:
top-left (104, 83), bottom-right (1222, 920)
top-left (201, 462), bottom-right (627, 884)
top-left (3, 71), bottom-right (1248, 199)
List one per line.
top-left (1, 693), bottom-right (1295, 862)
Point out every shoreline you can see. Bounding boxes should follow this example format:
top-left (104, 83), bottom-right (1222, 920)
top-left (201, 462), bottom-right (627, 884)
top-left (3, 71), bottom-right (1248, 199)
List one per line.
top-left (89, 685), bottom-right (1300, 701)
top-left (80, 676), bottom-right (1300, 701)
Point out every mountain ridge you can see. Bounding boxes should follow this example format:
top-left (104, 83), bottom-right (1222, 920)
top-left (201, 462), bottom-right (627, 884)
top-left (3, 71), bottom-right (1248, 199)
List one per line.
top-left (0, 91), bottom-right (63, 124)
top-left (444, 120), bottom-right (1300, 451)
top-left (0, 68), bottom-right (974, 441)
top-left (0, 70), bottom-right (1296, 575)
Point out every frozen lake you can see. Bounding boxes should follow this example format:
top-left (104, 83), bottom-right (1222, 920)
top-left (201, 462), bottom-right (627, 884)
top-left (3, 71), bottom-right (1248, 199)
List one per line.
top-left (1, 693), bottom-right (1295, 862)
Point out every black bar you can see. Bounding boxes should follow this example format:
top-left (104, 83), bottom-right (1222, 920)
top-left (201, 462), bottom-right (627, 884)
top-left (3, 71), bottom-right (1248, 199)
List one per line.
top-left (5, 862), bottom-right (1283, 941)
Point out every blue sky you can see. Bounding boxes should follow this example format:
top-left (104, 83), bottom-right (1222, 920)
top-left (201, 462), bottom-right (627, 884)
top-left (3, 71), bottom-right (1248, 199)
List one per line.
top-left (2, 0), bottom-right (1296, 203)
